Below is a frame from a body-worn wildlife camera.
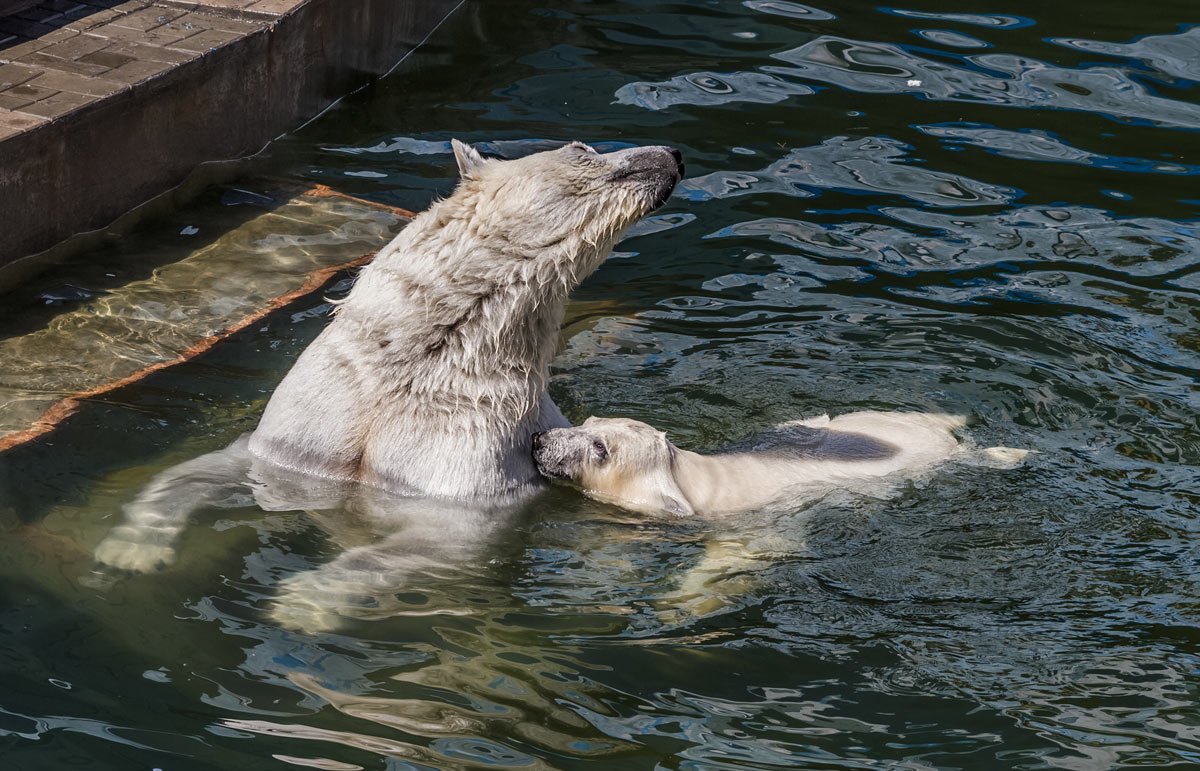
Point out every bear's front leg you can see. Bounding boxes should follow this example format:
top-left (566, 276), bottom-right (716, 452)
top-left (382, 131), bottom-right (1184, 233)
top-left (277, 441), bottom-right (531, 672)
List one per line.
top-left (94, 435), bottom-right (255, 572)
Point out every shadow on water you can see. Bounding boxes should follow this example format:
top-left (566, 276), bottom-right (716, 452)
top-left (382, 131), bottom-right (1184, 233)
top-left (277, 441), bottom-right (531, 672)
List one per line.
top-left (2, 0), bottom-right (1200, 768)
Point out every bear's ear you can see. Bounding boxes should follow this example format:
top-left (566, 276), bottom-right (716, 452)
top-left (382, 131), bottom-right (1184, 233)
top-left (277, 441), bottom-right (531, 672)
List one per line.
top-left (658, 492), bottom-right (694, 517)
top-left (451, 138), bottom-right (486, 179)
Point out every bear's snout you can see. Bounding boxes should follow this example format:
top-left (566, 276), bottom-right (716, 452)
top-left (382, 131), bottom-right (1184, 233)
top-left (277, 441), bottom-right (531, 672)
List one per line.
top-left (606, 145), bottom-right (684, 211)
top-left (531, 432), bottom-right (568, 480)
top-left (531, 428), bottom-right (590, 481)
top-left (667, 147), bottom-right (685, 177)
top-left (649, 146), bottom-right (684, 208)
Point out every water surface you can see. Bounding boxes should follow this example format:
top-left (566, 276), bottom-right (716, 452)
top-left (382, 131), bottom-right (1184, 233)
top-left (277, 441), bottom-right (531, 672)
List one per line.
top-left (1, 1), bottom-right (1198, 768)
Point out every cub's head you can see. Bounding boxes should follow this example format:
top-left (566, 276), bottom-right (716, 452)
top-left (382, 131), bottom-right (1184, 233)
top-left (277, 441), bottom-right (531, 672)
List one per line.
top-left (445, 139), bottom-right (684, 279)
top-left (531, 416), bottom-right (694, 516)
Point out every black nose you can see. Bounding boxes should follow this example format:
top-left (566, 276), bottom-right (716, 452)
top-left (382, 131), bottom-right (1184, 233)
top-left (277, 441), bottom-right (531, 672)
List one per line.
top-left (531, 431), bottom-right (545, 446)
top-left (668, 147), bottom-right (684, 177)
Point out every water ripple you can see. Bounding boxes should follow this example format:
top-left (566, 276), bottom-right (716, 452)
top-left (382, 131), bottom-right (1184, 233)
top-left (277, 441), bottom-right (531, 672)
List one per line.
top-left (742, 0), bottom-right (835, 22)
top-left (768, 35), bottom-right (1200, 129)
top-left (679, 136), bottom-right (1017, 206)
top-left (880, 8), bottom-right (1032, 28)
top-left (1052, 25), bottom-right (1200, 84)
top-left (917, 124), bottom-right (1200, 174)
top-left (615, 71), bottom-right (814, 110)
top-left (6, 1), bottom-right (1200, 769)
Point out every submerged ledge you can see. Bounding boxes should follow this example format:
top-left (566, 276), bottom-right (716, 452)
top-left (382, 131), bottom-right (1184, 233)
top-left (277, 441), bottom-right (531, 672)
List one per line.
top-left (0, 180), bottom-right (414, 454)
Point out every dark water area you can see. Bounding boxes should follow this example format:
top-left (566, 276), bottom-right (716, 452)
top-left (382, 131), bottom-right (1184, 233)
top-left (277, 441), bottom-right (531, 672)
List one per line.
top-left (2, 0), bottom-right (1200, 768)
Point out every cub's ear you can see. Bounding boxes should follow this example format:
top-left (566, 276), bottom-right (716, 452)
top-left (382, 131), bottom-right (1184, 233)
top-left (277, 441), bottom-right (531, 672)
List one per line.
top-left (659, 493), bottom-right (695, 517)
top-left (451, 138), bottom-right (486, 179)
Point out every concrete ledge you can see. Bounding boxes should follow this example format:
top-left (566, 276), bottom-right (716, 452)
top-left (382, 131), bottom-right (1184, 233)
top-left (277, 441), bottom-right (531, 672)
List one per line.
top-left (0, 0), bottom-right (460, 267)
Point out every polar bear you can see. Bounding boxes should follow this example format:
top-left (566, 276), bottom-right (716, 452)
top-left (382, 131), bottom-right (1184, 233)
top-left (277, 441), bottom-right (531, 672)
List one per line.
top-left (250, 139), bottom-right (684, 498)
top-left (533, 412), bottom-right (1028, 516)
top-left (95, 140), bottom-right (684, 573)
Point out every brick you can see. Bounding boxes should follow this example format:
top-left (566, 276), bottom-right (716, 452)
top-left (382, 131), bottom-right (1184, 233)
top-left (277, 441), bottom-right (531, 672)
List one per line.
top-left (64, 8), bottom-right (124, 31)
top-left (188, 0), bottom-right (256, 8)
top-left (244, 0), bottom-right (302, 14)
top-left (4, 81), bottom-right (57, 101)
top-left (0, 108), bottom-right (47, 140)
top-left (101, 39), bottom-right (197, 63)
top-left (2, 26), bottom-right (78, 53)
top-left (109, 1), bottom-right (154, 13)
top-left (33, 32), bottom-right (110, 61)
top-left (15, 88), bottom-right (93, 118)
top-left (78, 48), bottom-right (135, 69)
top-left (0, 37), bottom-right (54, 63)
top-left (0, 92), bottom-right (35, 110)
top-left (19, 51), bottom-right (112, 76)
top-left (160, 15), bottom-right (206, 36)
top-left (108, 5), bottom-right (188, 32)
top-left (86, 20), bottom-right (194, 45)
top-left (0, 63), bottom-right (43, 89)
top-left (103, 56), bottom-right (172, 83)
top-left (29, 69), bottom-right (125, 96)
top-left (181, 10), bottom-right (260, 32)
top-left (166, 26), bottom-right (239, 52)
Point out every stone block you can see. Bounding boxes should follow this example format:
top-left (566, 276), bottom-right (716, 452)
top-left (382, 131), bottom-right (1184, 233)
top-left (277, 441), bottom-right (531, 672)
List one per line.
top-left (15, 87), bottom-right (92, 117)
top-left (0, 37), bottom-right (54, 62)
top-left (3, 79), bottom-right (57, 100)
top-left (0, 107), bottom-right (44, 140)
top-left (87, 19), bottom-right (195, 45)
top-left (34, 30), bottom-right (110, 61)
top-left (104, 56), bottom-right (172, 83)
top-left (244, 0), bottom-right (304, 15)
top-left (108, 5), bottom-right (188, 31)
top-left (0, 61), bottom-right (42, 88)
top-left (19, 50), bottom-right (112, 76)
top-left (78, 48), bottom-right (136, 69)
top-left (166, 25), bottom-right (239, 52)
top-left (29, 68), bottom-right (125, 95)
top-left (102, 38), bottom-right (198, 63)
top-left (0, 91), bottom-right (34, 109)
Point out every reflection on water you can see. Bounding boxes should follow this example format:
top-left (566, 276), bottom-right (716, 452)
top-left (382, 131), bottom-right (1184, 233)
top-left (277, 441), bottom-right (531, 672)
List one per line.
top-left (678, 135), bottom-right (1017, 205)
top-left (769, 35), bottom-right (1200, 130)
top-left (1, 0), bottom-right (1199, 769)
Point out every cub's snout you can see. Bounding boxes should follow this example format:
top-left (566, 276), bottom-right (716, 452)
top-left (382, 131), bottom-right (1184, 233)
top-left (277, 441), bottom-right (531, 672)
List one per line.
top-left (531, 427), bottom-right (609, 482)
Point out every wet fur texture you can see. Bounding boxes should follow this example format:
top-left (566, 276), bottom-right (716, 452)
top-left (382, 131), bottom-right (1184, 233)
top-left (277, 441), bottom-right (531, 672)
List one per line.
top-left (533, 412), bottom-right (1025, 516)
top-left (250, 140), bottom-right (683, 498)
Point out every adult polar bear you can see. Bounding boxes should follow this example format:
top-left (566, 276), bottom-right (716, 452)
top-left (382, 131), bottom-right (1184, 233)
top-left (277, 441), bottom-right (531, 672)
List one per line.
top-left (251, 140), bottom-right (683, 496)
top-left (95, 140), bottom-right (684, 572)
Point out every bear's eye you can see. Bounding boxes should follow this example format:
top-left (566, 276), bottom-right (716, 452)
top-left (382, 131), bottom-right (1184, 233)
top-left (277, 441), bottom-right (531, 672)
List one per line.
top-left (591, 439), bottom-right (609, 463)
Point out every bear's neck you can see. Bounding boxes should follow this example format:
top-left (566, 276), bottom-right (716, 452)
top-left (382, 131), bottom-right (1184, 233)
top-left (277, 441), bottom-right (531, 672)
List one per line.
top-left (340, 239), bottom-right (597, 420)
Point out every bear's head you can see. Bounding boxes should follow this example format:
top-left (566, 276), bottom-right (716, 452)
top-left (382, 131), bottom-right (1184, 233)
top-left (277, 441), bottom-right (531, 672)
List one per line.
top-left (444, 139), bottom-right (684, 283)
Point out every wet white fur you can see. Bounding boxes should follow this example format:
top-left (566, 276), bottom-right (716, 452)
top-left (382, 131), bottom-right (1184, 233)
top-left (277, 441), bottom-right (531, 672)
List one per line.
top-left (249, 140), bottom-right (681, 498)
top-left (535, 412), bottom-right (1027, 516)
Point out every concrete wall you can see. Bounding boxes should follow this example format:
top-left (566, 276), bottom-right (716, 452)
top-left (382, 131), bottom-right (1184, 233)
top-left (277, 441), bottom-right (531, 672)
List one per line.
top-left (0, 0), bottom-right (460, 268)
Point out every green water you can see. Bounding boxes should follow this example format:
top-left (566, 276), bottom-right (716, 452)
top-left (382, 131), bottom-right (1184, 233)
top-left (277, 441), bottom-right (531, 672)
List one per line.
top-left (2, 0), bottom-right (1200, 768)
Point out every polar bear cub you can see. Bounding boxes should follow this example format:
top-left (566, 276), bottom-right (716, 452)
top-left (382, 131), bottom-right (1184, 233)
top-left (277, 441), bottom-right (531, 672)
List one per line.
top-left (533, 412), bottom-right (1027, 516)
